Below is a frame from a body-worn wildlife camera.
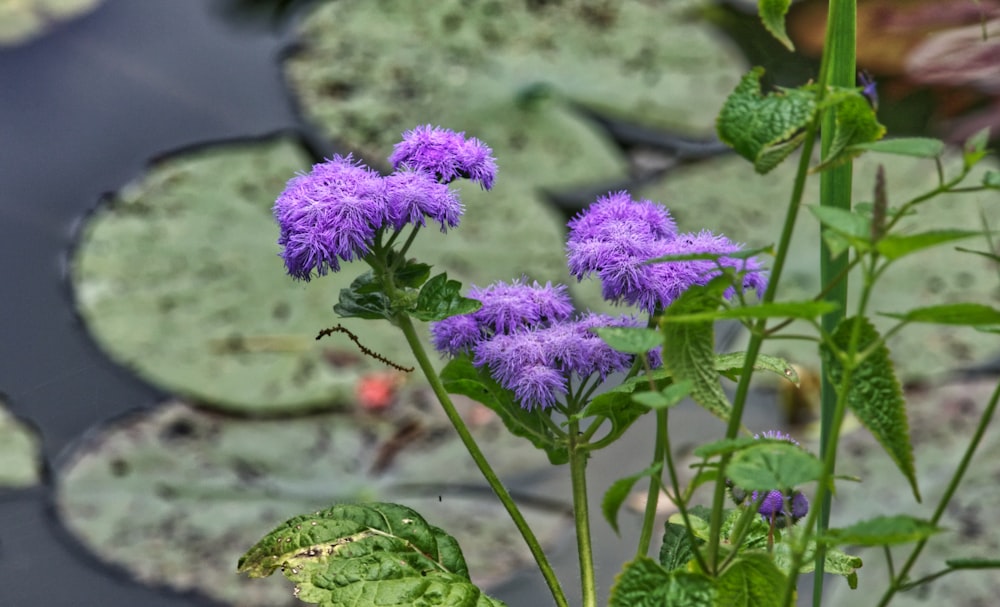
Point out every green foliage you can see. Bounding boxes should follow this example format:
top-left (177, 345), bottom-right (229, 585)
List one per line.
top-left (716, 67), bottom-right (817, 174)
top-left (439, 356), bottom-right (568, 465)
top-left (658, 300), bottom-right (838, 323)
top-left (725, 441), bottom-right (823, 492)
top-left (659, 521), bottom-right (703, 572)
top-left (945, 559), bottom-right (1000, 570)
top-left (713, 352), bottom-right (800, 385)
top-left (815, 90), bottom-right (886, 170)
top-left (593, 326), bottom-right (662, 354)
top-left (610, 557), bottom-right (716, 607)
top-left (630, 381), bottom-right (692, 410)
top-left (809, 205), bottom-right (872, 258)
top-left (576, 389), bottom-right (645, 448)
top-left (821, 317), bottom-right (920, 501)
top-left (883, 303), bottom-right (1000, 326)
top-left (413, 272), bottom-right (482, 322)
top-left (717, 553), bottom-right (786, 607)
top-left (876, 230), bottom-right (981, 261)
top-left (335, 272), bottom-right (393, 320)
top-left (963, 128), bottom-right (992, 169)
top-left (757, 0), bottom-right (794, 51)
top-left (238, 502), bottom-right (505, 607)
top-left (821, 515), bottom-right (940, 546)
top-left (772, 529), bottom-right (862, 587)
top-left (602, 464), bottom-right (662, 536)
top-left (848, 137), bottom-right (945, 158)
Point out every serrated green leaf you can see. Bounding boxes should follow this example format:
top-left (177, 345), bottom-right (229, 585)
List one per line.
top-left (717, 553), bottom-right (786, 607)
top-left (669, 510), bottom-right (713, 542)
top-left (848, 137), bottom-right (945, 158)
top-left (412, 272), bottom-right (481, 322)
top-left (334, 272), bottom-right (393, 320)
top-left (659, 300), bottom-right (838, 323)
top-left (238, 502), bottom-right (506, 607)
top-left (816, 90), bottom-right (886, 170)
top-left (773, 529), bottom-right (861, 583)
top-left (659, 521), bottom-right (704, 571)
top-left (876, 230), bottom-right (981, 260)
top-left (610, 557), bottom-right (716, 607)
top-left (758, 0), bottom-right (793, 51)
top-left (693, 437), bottom-right (760, 459)
top-left (593, 326), bottom-right (662, 354)
top-left (661, 279), bottom-right (733, 421)
top-left (602, 463), bottom-right (662, 535)
top-left (882, 303), bottom-right (1000, 326)
top-left (716, 67), bottom-right (818, 174)
top-left (714, 352), bottom-right (800, 385)
top-left (439, 356), bottom-right (568, 464)
top-left (393, 258), bottom-right (432, 289)
top-left (822, 317), bottom-right (919, 501)
top-left (945, 558), bottom-right (1000, 569)
top-left (822, 515), bottom-right (939, 546)
top-left (725, 442), bottom-right (823, 491)
top-left (631, 381), bottom-right (692, 410)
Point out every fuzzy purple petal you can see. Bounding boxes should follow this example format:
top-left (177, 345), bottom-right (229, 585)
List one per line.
top-left (430, 314), bottom-right (484, 357)
top-left (389, 125), bottom-right (497, 189)
top-left (470, 279), bottom-right (574, 335)
top-left (384, 168), bottom-right (463, 231)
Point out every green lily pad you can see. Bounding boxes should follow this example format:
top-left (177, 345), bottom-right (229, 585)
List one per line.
top-left (55, 394), bottom-right (565, 607)
top-left (639, 151), bottom-right (1000, 380)
top-left (0, 398), bottom-right (42, 488)
top-left (70, 136), bottom-right (571, 413)
top-left (0, 0), bottom-right (102, 47)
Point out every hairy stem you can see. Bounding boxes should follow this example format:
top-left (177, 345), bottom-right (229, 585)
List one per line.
top-left (569, 419), bottom-right (598, 607)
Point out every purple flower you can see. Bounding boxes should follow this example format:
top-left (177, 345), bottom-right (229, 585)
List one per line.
top-left (751, 489), bottom-right (810, 527)
top-left (755, 430), bottom-right (799, 446)
top-left (273, 155), bottom-right (387, 280)
top-left (468, 279), bottom-right (574, 335)
top-left (384, 168), bottom-right (463, 231)
top-left (430, 314), bottom-right (484, 357)
top-left (389, 125), bottom-right (497, 189)
top-left (755, 490), bottom-right (786, 518)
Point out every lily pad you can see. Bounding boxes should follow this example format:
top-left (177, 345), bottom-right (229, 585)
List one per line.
top-left (0, 398), bottom-right (42, 488)
top-left (70, 136), bottom-right (571, 413)
top-left (55, 394), bottom-right (566, 607)
top-left (0, 0), bottom-right (102, 47)
top-left (639, 151), bottom-right (1000, 380)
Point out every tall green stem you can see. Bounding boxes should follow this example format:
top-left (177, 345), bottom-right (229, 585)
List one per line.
top-left (568, 419), bottom-right (597, 607)
top-left (815, 1), bottom-right (857, 603)
top-left (395, 314), bottom-right (569, 607)
top-left (636, 409), bottom-right (668, 557)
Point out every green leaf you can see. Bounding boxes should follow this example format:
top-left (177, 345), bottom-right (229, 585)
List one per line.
top-left (984, 170), bottom-right (1000, 189)
top-left (661, 279), bottom-right (733, 421)
top-left (821, 317), bottom-right (920, 501)
top-left (882, 303), bottom-right (1000, 326)
top-left (609, 557), bottom-right (716, 607)
top-left (963, 127), bottom-right (991, 169)
top-left (773, 529), bottom-right (862, 585)
top-left (945, 558), bottom-right (1000, 569)
top-left (659, 521), bottom-right (704, 571)
top-left (392, 258), bottom-right (432, 289)
top-left (412, 272), bottom-right (482, 322)
top-left (714, 352), bottom-right (800, 385)
top-left (817, 90), bottom-right (886, 170)
top-left (577, 390), bottom-right (646, 449)
top-left (716, 67), bottom-right (818, 174)
top-left (593, 326), bottom-right (662, 354)
top-left (848, 137), bottom-right (945, 158)
top-left (669, 509), bottom-right (713, 542)
top-left (956, 246), bottom-right (1000, 264)
top-left (238, 502), bottom-right (506, 607)
top-left (602, 463), bottom-right (663, 535)
top-left (631, 380), bottom-right (692, 410)
top-left (725, 442), bottom-right (823, 491)
top-left (439, 356), bottom-right (568, 465)
top-left (717, 553), bottom-right (786, 607)
top-left (757, 0), bottom-right (794, 51)
top-left (876, 230), bottom-right (981, 260)
top-left (808, 206), bottom-right (871, 240)
top-left (659, 300), bottom-right (838, 323)
top-left (822, 515), bottom-right (940, 546)
top-left (334, 272), bottom-right (393, 320)
top-left (693, 437), bottom-right (759, 459)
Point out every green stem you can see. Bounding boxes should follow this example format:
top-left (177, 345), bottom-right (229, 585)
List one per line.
top-left (568, 418), bottom-right (598, 607)
top-left (395, 314), bottom-right (570, 607)
top-left (876, 378), bottom-right (1000, 607)
top-left (636, 408), bottom-right (668, 557)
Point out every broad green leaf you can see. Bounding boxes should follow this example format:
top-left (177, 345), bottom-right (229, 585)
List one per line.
top-left (808, 206), bottom-right (872, 241)
top-left (239, 502), bottom-right (506, 607)
top-left (773, 530), bottom-right (861, 584)
top-left (716, 67), bottom-right (818, 174)
top-left (609, 557), bottom-right (716, 607)
top-left (0, 400), bottom-right (42, 488)
top-left (985, 170), bottom-right (1000, 189)
top-left (758, 0), bottom-right (793, 51)
top-left (822, 317), bottom-right (919, 501)
top-left (946, 558), bottom-right (1000, 569)
top-left (693, 437), bottom-right (759, 459)
top-left (725, 442), bottom-right (823, 491)
top-left (669, 509), bottom-right (713, 542)
top-left (816, 90), bottom-right (886, 170)
top-left (848, 137), bottom-right (945, 158)
top-left (821, 515), bottom-right (939, 546)
top-left (659, 521), bottom-right (704, 572)
top-left (593, 326), bottom-right (662, 354)
top-left (717, 553), bottom-right (786, 607)
top-left (439, 356), bottom-right (568, 464)
top-left (876, 230), bottom-right (981, 260)
top-left (631, 381), bottom-right (692, 410)
top-left (412, 272), bottom-right (481, 322)
top-left (334, 272), bottom-right (393, 320)
top-left (882, 303), bottom-right (1000, 326)
top-left (659, 300), bottom-right (838, 323)
top-left (661, 279), bottom-right (733, 421)
top-left (714, 352), bottom-right (800, 385)
top-left (392, 258), bottom-right (432, 289)
top-left (576, 390), bottom-right (646, 449)
top-left (602, 463), bottom-right (662, 535)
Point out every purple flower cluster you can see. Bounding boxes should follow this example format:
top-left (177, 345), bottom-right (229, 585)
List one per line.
top-left (566, 191), bottom-right (768, 313)
top-left (273, 126), bottom-right (495, 280)
top-left (749, 430), bottom-right (809, 526)
top-left (431, 279), bottom-right (652, 410)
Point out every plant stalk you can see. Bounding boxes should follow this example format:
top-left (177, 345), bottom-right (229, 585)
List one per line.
top-left (569, 418), bottom-right (598, 607)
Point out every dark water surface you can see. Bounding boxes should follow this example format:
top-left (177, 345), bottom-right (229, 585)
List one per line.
top-left (1, 2), bottom-right (295, 605)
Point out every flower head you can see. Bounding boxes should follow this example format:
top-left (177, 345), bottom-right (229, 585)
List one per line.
top-left (468, 279), bottom-right (575, 335)
top-left (273, 155), bottom-right (386, 280)
top-left (390, 125), bottom-right (497, 189)
top-left (384, 168), bottom-right (463, 231)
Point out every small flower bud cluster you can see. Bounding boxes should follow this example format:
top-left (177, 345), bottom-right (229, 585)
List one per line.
top-left (273, 126), bottom-right (496, 280)
top-left (729, 431), bottom-right (810, 527)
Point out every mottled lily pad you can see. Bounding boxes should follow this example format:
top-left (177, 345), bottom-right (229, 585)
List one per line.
top-left (639, 151), bottom-right (1000, 379)
top-left (0, 398), bottom-right (42, 488)
top-left (55, 395), bottom-right (566, 607)
top-left (0, 0), bottom-right (102, 46)
top-left (71, 136), bottom-right (571, 413)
